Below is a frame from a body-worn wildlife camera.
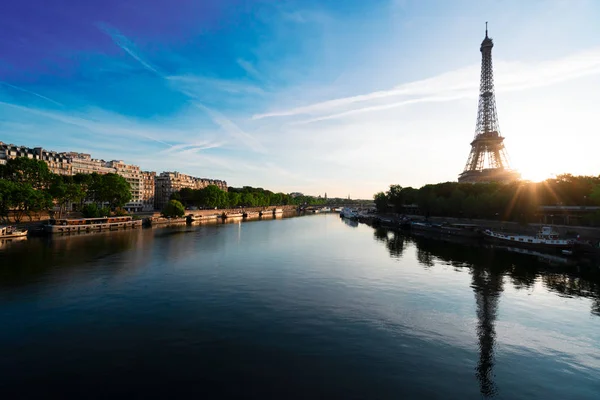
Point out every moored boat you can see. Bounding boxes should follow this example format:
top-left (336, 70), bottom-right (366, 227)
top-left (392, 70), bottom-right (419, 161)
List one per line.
top-left (340, 207), bottom-right (358, 220)
top-left (0, 226), bottom-right (28, 238)
top-left (482, 226), bottom-right (573, 251)
top-left (45, 216), bottom-right (142, 233)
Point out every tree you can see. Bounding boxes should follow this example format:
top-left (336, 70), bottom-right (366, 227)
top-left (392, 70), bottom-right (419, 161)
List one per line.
top-left (92, 173), bottom-right (132, 209)
top-left (162, 199), bottom-right (185, 218)
top-left (374, 192), bottom-right (388, 212)
top-left (49, 175), bottom-right (86, 218)
top-left (386, 185), bottom-right (404, 212)
top-left (0, 180), bottom-right (18, 223)
top-left (1, 158), bottom-right (52, 190)
top-left (590, 184), bottom-right (600, 206)
top-left (227, 191), bottom-right (241, 208)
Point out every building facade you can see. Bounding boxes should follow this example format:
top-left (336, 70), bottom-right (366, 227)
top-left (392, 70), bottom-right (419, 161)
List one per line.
top-left (141, 171), bottom-right (156, 212)
top-left (0, 142), bottom-right (72, 175)
top-left (65, 152), bottom-right (115, 175)
top-left (106, 160), bottom-right (143, 212)
top-left (2, 141), bottom-right (228, 213)
top-left (154, 171), bottom-right (227, 210)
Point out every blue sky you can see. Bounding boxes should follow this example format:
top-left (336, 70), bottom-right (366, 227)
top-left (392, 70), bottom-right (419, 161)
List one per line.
top-left (1, 0), bottom-right (599, 197)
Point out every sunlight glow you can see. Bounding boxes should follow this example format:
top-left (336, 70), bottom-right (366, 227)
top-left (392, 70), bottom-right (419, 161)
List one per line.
top-left (517, 164), bottom-right (553, 183)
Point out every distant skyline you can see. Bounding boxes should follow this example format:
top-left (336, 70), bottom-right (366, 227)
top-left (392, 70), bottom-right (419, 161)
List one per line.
top-left (1, 0), bottom-right (599, 198)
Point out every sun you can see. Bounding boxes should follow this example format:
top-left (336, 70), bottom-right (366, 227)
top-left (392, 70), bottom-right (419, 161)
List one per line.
top-left (517, 163), bottom-right (553, 182)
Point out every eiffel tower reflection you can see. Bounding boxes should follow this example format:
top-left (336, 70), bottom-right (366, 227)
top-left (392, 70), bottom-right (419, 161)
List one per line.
top-left (471, 266), bottom-right (503, 397)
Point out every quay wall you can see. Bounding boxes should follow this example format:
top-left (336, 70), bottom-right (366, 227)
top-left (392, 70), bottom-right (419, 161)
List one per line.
top-left (145, 205), bottom-right (298, 218)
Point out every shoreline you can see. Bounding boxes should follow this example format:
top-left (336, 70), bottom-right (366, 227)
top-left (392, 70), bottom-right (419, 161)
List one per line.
top-left (372, 213), bottom-right (600, 241)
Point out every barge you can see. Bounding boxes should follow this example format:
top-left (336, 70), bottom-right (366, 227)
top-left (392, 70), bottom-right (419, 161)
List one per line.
top-left (45, 216), bottom-right (142, 234)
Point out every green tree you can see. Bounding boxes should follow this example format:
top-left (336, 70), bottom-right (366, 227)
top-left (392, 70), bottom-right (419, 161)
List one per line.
top-left (1, 158), bottom-right (52, 190)
top-left (49, 175), bottom-right (86, 218)
top-left (81, 203), bottom-right (100, 218)
top-left (0, 180), bottom-right (18, 223)
top-left (162, 199), bottom-right (185, 218)
top-left (93, 173), bottom-right (132, 209)
top-left (227, 191), bottom-right (241, 208)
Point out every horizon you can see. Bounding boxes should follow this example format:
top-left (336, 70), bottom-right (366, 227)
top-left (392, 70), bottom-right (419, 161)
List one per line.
top-left (1, 0), bottom-right (599, 198)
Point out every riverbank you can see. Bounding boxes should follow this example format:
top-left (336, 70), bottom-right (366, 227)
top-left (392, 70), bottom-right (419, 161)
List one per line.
top-left (374, 213), bottom-right (600, 241)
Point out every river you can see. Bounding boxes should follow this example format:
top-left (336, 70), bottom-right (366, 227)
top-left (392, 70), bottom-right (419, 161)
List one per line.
top-left (1, 214), bottom-right (599, 399)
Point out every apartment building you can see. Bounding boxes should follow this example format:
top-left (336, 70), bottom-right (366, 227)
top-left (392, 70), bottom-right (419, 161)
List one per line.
top-left (0, 142), bottom-right (72, 175)
top-left (154, 171), bottom-right (227, 210)
top-left (141, 171), bottom-right (156, 212)
top-left (105, 160), bottom-right (144, 212)
top-left (65, 152), bottom-right (115, 175)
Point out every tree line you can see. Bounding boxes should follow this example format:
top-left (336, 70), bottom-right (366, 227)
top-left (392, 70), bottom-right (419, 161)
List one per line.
top-left (0, 158), bottom-right (132, 223)
top-left (374, 174), bottom-right (600, 225)
top-left (169, 185), bottom-right (329, 210)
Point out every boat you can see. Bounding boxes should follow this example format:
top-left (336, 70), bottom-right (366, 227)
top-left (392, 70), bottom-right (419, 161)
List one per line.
top-left (482, 226), bottom-right (573, 251)
top-left (0, 226), bottom-right (28, 238)
top-left (411, 221), bottom-right (444, 233)
top-left (45, 216), bottom-right (142, 233)
top-left (320, 207), bottom-right (331, 213)
top-left (439, 223), bottom-right (482, 238)
top-left (340, 207), bottom-right (358, 220)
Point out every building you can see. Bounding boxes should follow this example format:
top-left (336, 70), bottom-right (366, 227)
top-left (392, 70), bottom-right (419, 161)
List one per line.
top-left (0, 142), bottom-right (72, 175)
top-left (458, 25), bottom-right (520, 183)
top-left (106, 160), bottom-right (143, 212)
top-left (154, 171), bottom-right (228, 210)
top-left (66, 152), bottom-right (115, 175)
top-left (141, 171), bottom-right (156, 212)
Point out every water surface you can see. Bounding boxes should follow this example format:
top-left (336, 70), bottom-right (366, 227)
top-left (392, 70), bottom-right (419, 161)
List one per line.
top-left (1, 214), bottom-right (599, 399)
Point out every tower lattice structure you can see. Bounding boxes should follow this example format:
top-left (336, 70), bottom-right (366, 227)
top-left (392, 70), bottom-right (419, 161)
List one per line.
top-left (458, 24), bottom-right (519, 183)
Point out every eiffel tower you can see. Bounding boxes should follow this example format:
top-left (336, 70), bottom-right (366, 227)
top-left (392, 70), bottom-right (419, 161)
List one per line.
top-left (458, 24), bottom-right (520, 183)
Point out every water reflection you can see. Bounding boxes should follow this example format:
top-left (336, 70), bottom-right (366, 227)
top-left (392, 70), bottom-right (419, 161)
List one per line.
top-left (472, 266), bottom-right (502, 397)
top-left (372, 226), bottom-right (600, 397)
top-left (373, 228), bottom-right (405, 259)
top-left (0, 229), bottom-right (148, 290)
top-left (376, 229), bottom-right (600, 315)
top-left (342, 218), bottom-right (359, 228)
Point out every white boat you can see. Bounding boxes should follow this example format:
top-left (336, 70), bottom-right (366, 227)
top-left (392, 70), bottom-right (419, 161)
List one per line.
top-left (320, 207), bottom-right (331, 212)
top-left (482, 226), bottom-right (572, 250)
top-left (0, 226), bottom-right (28, 238)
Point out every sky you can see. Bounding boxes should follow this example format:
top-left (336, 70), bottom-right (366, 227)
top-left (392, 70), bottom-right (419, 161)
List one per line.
top-left (1, 0), bottom-right (599, 198)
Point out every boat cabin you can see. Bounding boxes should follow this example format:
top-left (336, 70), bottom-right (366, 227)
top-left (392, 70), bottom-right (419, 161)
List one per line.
top-left (48, 216), bottom-right (133, 226)
top-left (537, 226), bottom-right (560, 239)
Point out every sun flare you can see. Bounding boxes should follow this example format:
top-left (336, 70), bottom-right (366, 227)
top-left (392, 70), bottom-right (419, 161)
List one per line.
top-left (517, 163), bottom-right (553, 182)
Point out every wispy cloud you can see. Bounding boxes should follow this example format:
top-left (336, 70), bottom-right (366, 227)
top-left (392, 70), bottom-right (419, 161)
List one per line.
top-left (96, 22), bottom-right (162, 76)
top-left (161, 140), bottom-right (226, 154)
top-left (166, 75), bottom-right (264, 95)
top-left (194, 103), bottom-right (267, 153)
top-left (98, 23), bottom-right (266, 154)
top-left (0, 101), bottom-right (173, 146)
top-left (253, 47), bottom-right (600, 123)
top-left (236, 58), bottom-right (263, 81)
top-left (0, 81), bottom-right (64, 106)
